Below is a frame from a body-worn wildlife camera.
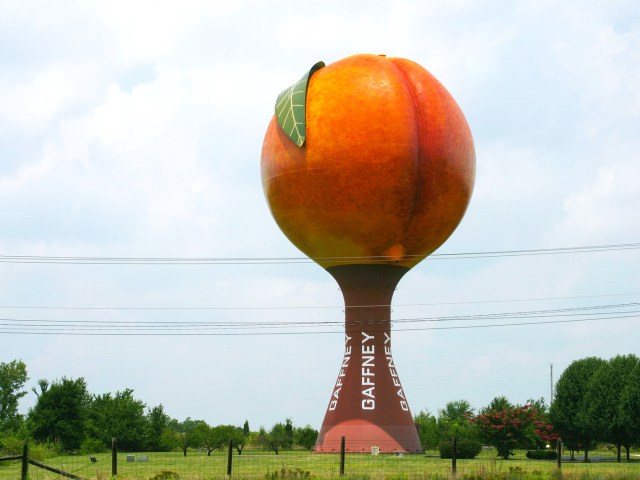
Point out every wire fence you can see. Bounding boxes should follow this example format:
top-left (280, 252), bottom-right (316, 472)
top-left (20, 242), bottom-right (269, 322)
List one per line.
top-left (2, 439), bottom-right (640, 480)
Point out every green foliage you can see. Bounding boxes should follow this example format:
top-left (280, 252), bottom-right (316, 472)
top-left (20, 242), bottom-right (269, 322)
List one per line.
top-left (438, 437), bottom-right (482, 459)
top-left (258, 419), bottom-right (293, 454)
top-left (437, 400), bottom-right (478, 442)
top-left (150, 471), bottom-right (180, 480)
top-left (146, 404), bottom-right (171, 451)
top-left (472, 399), bottom-right (557, 459)
top-left (0, 435), bottom-right (57, 461)
top-left (80, 436), bottom-right (108, 454)
top-left (293, 425), bottom-right (318, 450)
top-left (384, 475), bottom-right (408, 480)
top-left (0, 359), bottom-right (28, 434)
top-left (86, 388), bottom-right (148, 451)
top-left (583, 354), bottom-right (640, 460)
top-left (526, 450), bottom-right (557, 460)
top-left (264, 467), bottom-right (312, 480)
top-left (28, 376), bottom-right (90, 451)
top-left (415, 409), bottom-right (439, 450)
top-left (550, 356), bottom-right (607, 461)
top-left (162, 418), bottom-right (200, 456)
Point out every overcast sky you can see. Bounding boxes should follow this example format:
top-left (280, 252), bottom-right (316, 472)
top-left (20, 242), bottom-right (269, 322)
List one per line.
top-left (1, 0), bottom-right (639, 431)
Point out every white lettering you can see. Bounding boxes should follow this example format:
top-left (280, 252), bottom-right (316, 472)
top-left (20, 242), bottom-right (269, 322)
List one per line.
top-left (362, 367), bottom-right (374, 376)
top-left (361, 332), bottom-right (376, 410)
top-left (362, 387), bottom-right (375, 398)
top-left (329, 335), bottom-right (352, 412)
top-left (383, 334), bottom-right (411, 412)
top-left (362, 344), bottom-right (375, 355)
top-left (362, 399), bottom-right (375, 410)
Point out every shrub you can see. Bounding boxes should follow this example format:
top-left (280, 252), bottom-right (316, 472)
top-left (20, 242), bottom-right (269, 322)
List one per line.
top-left (265, 468), bottom-right (312, 480)
top-left (150, 472), bottom-right (180, 480)
top-left (526, 450), bottom-right (557, 460)
top-left (80, 437), bottom-right (107, 454)
top-left (438, 438), bottom-right (482, 459)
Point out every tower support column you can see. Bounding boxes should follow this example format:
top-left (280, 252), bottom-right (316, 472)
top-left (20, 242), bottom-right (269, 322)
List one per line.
top-left (315, 264), bottom-right (422, 453)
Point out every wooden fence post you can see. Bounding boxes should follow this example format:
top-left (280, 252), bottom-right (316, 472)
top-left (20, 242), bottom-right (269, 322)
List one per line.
top-left (112, 437), bottom-right (118, 477)
top-left (557, 438), bottom-right (562, 470)
top-left (21, 438), bottom-right (28, 480)
top-left (227, 439), bottom-right (233, 476)
top-left (451, 436), bottom-right (457, 477)
top-left (339, 436), bottom-right (345, 476)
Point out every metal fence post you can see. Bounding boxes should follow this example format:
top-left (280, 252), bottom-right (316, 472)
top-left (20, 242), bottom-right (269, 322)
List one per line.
top-left (227, 439), bottom-right (233, 476)
top-left (21, 438), bottom-right (28, 480)
top-left (339, 436), bottom-right (345, 476)
top-left (112, 437), bottom-right (118, 477)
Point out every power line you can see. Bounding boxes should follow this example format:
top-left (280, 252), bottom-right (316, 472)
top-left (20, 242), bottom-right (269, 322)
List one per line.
top-left (0, 302), bottom-right (637, 335)
top-left (1, 291), bottom-right (637, 311)
top-left (0, 242), bottom-right (638, 265)
top-left (0, 314), bottom-right (636, 336)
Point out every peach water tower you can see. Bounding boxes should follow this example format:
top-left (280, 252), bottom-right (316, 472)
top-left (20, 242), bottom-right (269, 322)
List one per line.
top-left (261, 54), bottom-right (475, 453)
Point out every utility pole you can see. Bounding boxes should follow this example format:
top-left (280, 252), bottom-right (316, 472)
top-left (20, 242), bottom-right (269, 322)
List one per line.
top-left (550, 364), bottom-right (554, 405)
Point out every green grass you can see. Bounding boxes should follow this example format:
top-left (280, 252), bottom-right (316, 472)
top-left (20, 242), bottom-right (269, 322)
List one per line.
top-left (1, 448), bottom-right (638, 480)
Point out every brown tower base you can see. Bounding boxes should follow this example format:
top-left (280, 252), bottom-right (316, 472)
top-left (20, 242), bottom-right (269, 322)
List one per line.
top-left (315, 264), bottom-right (422, 453)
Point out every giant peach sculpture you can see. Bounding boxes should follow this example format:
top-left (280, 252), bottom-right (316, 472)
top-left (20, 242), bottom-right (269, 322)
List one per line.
top-left (261, 54), bottom-right (475, 453)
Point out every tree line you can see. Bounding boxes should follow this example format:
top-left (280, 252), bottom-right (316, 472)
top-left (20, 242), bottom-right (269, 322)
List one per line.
top-left (2, 354), bottom-right (639, 459)
top-left (0, 360), bottom-right (317, 455)
top-left (414, 354), bottom-right (640, 461)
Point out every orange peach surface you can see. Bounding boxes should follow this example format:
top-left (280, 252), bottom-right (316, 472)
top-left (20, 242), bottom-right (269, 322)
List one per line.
top-left (261, 54), bottom-right (475, 269)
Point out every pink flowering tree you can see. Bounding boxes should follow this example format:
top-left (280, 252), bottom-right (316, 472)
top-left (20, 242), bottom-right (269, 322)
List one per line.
top-left (468, 397), bottom-right (558, 459)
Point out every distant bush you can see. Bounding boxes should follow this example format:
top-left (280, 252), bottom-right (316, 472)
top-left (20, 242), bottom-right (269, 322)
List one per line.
top-left (0, 436), bottom-right (56, 461)
top-left (150, 471), bottom-right (180, 480)
top-left (80, 437), bottom-right (107, 454)
top-left (526, 450), bottom-right (557, 460)
top-left (265, 468), bottom-right (312, 480)
top-left (438, 438), bottom-right (482, 459)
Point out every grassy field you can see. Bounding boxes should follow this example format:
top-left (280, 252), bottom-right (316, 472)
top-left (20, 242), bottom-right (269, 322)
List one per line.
top-left (1, 448), bottom-right (638, 480)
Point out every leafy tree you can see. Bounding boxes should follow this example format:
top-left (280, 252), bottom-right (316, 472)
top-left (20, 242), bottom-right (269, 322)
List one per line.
top-left (620, 358), bottom-right (640, 460)
top-left (192, 423), bottom-right (240, 455)
top-left (163, 418), bottom-right (199, 456)
top-left (28, 377), bottom-right (90, 451)
top-left (584, 354), bottom-right (640, 461)
top-left (145, 404), bottom-right (171, 451)
top-left (284, 418), bottom-right (294, 448)
top-left (86, 389), bottom-right (147, 451)
top-left (437, 400), bottom-right (478, 443)
top-left (550, 357), bottom-right (607, 461)
top-left (293, 425), bottom-right (318, 450)
top-left (472, 399), bottom-right (557, 459)
top-left (258, 420), bottom-right (292, 455)
top-left (193, 421), bottom-right (220, 455)
top-left (0, 360), bottom-right (28, 435)
top-left (243, 420), bottom-right (250, 436)
top-left (414, 409), bottom-right (439, 451)
top-left (231, 425), bottom-right (248, 454)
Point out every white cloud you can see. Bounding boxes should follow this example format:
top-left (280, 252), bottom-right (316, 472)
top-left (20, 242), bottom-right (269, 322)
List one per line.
top-left (1, 0), bottom-right (639, 428)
